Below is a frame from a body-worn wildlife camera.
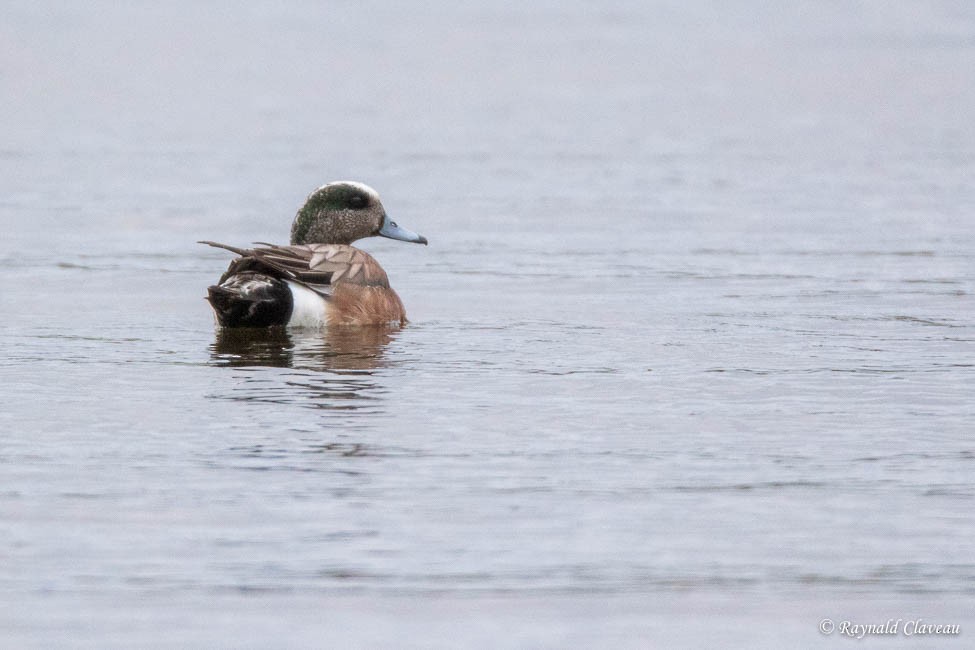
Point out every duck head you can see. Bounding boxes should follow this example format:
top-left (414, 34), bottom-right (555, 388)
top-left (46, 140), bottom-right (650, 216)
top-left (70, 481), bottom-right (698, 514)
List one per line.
top-left (290, 181), bottom-right (428, 246)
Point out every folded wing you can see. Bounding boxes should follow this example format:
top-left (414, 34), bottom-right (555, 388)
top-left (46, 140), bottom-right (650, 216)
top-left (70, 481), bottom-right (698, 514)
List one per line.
top-left (199, 241), bottom-right (391, 297)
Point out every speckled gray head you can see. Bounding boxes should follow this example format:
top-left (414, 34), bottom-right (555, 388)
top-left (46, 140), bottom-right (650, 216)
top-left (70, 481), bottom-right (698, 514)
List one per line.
top-left (290, 181), bottom-right (428, 246)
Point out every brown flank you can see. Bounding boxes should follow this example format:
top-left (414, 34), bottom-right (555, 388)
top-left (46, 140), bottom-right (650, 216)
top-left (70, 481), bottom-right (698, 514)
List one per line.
top-left (327, 283), bottom-right (407, 326)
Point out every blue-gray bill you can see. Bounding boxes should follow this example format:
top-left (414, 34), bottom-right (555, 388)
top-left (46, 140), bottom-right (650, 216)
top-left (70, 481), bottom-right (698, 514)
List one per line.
top-left (379, 214), bottom-right (428, 245)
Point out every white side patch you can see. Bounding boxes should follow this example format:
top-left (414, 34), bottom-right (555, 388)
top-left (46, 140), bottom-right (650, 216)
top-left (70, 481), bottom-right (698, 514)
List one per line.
top-left (286, 281), bottom-right (328, 328)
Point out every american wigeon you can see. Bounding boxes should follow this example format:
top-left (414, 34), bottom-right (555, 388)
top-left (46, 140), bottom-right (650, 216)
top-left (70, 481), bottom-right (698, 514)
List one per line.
top-left (201, 181), bottom-right (427, 328)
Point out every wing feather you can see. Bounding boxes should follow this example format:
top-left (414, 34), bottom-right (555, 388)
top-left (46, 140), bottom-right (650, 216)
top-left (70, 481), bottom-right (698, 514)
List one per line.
top-left (200, 241), bottom-right (391, 297)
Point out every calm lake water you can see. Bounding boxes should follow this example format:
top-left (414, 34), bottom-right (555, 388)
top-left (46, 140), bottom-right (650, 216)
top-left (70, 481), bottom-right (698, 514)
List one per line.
top-left (2, 1), bottom-right (974, 647)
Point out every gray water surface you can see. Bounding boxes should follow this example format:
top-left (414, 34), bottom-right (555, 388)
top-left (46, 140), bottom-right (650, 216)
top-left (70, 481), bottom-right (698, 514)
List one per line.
top-left (2, 1), bottom-right (974, 647)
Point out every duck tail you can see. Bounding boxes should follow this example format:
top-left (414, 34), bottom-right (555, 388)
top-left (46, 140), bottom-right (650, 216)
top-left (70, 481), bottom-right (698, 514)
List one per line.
top-left (205, 272), bottom-right (294, 328)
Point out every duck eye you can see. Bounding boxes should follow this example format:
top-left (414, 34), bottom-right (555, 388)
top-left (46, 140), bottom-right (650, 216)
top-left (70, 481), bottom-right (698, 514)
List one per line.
top-left (348, 194), bottom-right (367, 209)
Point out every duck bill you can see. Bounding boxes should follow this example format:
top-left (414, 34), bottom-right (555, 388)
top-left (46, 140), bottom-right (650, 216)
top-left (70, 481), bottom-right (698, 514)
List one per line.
top-left (379, 214), bottom-right (428, 245)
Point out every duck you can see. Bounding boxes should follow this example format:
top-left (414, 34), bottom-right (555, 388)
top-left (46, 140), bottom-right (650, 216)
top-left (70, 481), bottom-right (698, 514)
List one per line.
top-left (200, 181), bottom-right (427, 328)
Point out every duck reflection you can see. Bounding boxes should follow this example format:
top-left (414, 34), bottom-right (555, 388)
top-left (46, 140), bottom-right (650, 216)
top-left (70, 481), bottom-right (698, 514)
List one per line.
top-left (208, 325), bottom-right (399, 410)
top-left (210, 327), bottom-right (295, 368)
top-left (210, 325), bottom-right (397, 371)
